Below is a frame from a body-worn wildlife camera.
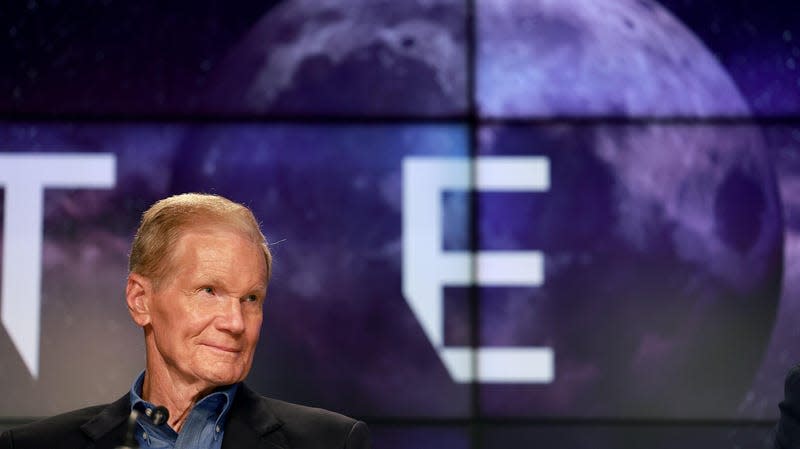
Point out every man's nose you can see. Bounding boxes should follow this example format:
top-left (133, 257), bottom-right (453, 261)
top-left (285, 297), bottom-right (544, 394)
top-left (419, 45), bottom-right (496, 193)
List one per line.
top-left (217, 297), bottom-right (246, 334)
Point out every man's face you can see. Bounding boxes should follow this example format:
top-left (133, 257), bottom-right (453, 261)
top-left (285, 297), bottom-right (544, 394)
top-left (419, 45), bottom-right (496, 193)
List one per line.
top-left (145, 225), bottom-right (267, 388)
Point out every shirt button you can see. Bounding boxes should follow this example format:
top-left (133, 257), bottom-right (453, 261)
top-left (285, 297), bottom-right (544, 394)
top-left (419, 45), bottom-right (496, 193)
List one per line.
top-left (145, 408), bottom-right (153, 417)
top-left (143, 432), bottom-right (148, 439)
top-left (216, 425), bottom-right (221, 433)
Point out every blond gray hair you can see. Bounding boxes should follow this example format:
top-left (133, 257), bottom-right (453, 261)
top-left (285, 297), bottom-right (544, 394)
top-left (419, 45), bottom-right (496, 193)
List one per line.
top-left (129, 193), bottom-right (272, 286)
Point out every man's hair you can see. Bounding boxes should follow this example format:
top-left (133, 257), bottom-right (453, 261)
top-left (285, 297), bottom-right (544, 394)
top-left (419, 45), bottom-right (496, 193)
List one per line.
top-left (129, 193), bottom-right (272, 286)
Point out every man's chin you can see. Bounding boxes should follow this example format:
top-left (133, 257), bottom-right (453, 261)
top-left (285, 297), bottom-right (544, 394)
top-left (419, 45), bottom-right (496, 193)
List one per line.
top-left (195, 364), bottom-right (249, 387)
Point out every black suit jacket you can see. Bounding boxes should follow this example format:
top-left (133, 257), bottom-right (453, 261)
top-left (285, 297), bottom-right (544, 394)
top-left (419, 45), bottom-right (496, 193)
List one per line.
top-left (776, 365), bottom-right (800, 448)
top-left (0, 384), bottom-right (370, 449)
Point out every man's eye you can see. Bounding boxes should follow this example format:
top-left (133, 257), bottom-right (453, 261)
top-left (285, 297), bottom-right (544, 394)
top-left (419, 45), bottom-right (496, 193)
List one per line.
top-left (244, 294), bottom-right (259, 303)
top-left (201, 287), bottom-right (214, 295)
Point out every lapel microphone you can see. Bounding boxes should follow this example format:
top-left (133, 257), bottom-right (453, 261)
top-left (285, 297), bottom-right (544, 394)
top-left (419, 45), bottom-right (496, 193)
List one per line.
top-left (115, 405), bottom-right (170, 449)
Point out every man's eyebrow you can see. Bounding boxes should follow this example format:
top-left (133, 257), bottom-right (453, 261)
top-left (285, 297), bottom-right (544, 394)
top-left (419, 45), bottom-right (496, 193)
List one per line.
top-left (226, 280), bottom-right (268, 295)
top-left (248, 283), bottom-right (268, 294)
top-left (189, 274), bottom-right (266, 293)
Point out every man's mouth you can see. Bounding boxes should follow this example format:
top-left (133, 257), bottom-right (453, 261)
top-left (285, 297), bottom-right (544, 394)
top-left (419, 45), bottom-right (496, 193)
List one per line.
top-left (202, 343), bottom-right (242, 353)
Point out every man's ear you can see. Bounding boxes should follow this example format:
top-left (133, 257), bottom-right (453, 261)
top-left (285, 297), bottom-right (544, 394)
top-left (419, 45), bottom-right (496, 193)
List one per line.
top-left (126, 272), bottom-right (153, 327)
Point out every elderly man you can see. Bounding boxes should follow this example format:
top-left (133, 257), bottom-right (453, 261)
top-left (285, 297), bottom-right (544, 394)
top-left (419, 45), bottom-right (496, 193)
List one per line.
top-left (0, 193), bottom-right (370, 449)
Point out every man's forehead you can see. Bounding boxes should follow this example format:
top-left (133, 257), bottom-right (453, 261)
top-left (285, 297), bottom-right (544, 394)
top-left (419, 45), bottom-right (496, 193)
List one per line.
top-left (167, 226), bottom-right (268, 279)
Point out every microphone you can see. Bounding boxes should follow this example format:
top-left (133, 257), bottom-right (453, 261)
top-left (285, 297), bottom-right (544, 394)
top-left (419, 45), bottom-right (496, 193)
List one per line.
top-left (115, 406), bottom-right (170, 449)
top-left (149, 406), bottom-right (170, 426)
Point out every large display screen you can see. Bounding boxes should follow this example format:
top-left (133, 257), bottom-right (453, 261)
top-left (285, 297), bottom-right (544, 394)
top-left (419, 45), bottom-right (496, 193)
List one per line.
top-left (2, 0), bottom-right (800, 448)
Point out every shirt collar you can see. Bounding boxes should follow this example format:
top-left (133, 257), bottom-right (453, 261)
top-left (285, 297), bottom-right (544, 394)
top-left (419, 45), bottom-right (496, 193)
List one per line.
top-left (129, 370), bottom-right (240, 433)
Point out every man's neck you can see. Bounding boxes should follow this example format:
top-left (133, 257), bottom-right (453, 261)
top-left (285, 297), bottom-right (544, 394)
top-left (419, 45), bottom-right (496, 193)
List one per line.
top-left (141, 367), bottom-right (217, 433)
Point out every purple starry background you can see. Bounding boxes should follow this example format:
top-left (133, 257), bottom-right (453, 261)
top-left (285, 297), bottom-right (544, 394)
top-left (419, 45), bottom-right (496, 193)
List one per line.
top-left (1, 0), bottom-right (798, 116)
top-left (0, 123), bottom-right (472, 419)
top-left (2, 1), bottom-right (800, 448)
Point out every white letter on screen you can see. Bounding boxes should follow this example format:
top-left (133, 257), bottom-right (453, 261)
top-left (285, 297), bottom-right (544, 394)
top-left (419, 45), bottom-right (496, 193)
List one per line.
top-left (0, 154), bottom-right (116, 378)
top-left (403, 156), bottom-right (553, 383)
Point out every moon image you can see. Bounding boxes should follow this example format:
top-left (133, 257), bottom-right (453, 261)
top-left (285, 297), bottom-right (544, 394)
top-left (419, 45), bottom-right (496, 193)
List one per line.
top-left (478, 123), bottom-right (782, 418)
top-left (477, 0), bottom-right (750, 117)
top-left (475, 0), bottom-right (781, 417)
top-left (206, 0), bottom-right (466, 115)
top-left (191, 0), bottom-right (782, 419)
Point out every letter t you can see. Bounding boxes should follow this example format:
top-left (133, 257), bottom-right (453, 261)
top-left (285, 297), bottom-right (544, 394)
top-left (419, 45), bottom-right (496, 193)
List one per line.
top-left (0, 154), bottom-right (116, 378)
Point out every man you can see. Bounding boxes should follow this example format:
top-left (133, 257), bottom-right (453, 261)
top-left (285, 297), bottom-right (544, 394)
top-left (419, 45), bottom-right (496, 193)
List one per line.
top-left (0, 193), bottom-right (370, 449)
top-left (777, 365), bottom-right (800, 448)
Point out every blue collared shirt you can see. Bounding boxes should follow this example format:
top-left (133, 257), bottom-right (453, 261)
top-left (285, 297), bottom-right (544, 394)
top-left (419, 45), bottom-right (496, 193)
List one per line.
top-left (129, 371), bottom-right (239, 449)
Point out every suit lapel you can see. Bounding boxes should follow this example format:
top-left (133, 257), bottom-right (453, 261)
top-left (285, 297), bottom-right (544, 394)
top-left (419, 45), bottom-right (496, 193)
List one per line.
top-left (222, 384), bottom-right (286, 449)
top-left (79, 393), bottom-right (131, 449)
top-left (73, 385), bottom-right (285, 449)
